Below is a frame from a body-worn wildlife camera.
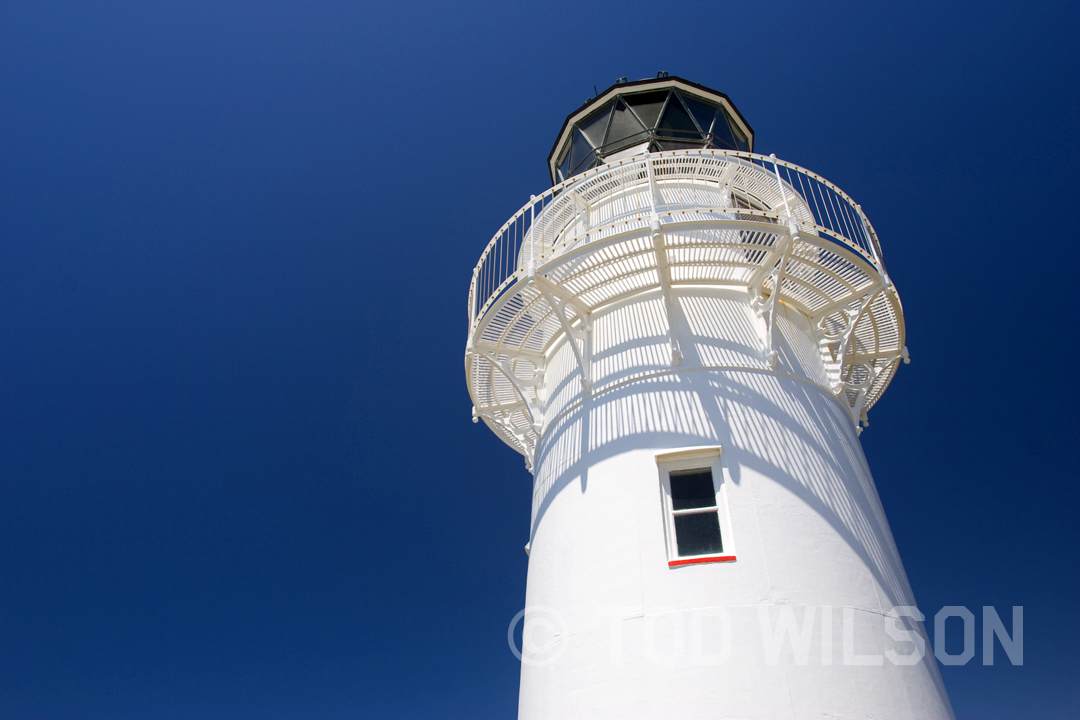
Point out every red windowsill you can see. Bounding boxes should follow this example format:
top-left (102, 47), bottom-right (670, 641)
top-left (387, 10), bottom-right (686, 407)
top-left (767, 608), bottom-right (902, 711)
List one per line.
top-left (668, 555), bottom-right (737, 567)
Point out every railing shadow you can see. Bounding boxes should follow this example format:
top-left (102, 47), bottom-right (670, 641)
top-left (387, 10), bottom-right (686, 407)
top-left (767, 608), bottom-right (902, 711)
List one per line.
top-left (531, 368), bottom-right (915, 612)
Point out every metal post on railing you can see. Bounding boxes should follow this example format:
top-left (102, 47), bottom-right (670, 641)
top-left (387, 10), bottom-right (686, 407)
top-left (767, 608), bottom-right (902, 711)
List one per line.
top-left (528, 195), bottom-right (536, 275)
top-left (470, 266), bottom-right (479, 329)
top-left (645, 154), bottom-right (660, 218)
top-left (769, 153), bottom-right (790, 221)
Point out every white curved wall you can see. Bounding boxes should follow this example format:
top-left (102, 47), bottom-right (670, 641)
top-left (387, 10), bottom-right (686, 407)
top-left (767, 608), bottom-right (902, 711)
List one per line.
top-left (519, 286), bottom-right (952, 720)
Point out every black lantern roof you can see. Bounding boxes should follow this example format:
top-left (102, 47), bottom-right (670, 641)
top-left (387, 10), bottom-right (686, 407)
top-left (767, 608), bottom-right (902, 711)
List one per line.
top-left (548, 76), bottom-right (754, 185)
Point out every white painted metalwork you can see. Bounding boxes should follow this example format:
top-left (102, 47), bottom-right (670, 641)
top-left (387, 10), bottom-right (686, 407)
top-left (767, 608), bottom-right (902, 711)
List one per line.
top-left (466, 149), bottom-right (905, 459)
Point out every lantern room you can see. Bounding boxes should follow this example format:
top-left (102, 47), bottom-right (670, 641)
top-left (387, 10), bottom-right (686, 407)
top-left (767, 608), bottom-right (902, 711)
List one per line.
top-left (548, 75), bottom-right (755, 184)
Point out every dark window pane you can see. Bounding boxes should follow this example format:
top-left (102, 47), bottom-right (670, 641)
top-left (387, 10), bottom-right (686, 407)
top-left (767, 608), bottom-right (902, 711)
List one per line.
top-left (670, 471), bottom-right (716, 510)
top-left (658, 95), bottom-right (701, 137)
top-left (624, 90), bottom-right (669, 128)
top-left (709, 110), bottom-right (738, 150)
top-left (705, 136), bottom-right (734, 151)
top-left (568, 128), bottom-right (595, 173)
top-left (725, 111), bottom-right (749, 151)
top-left (656, 139), bottom-right (706, 151)
top-left (674, 512), bottom-right (723, 556)
top-left (599, 129), bottom-right (650, 158)
top-left (603, 98), bottom-right (647, 148)
top-left (557, 146), bottom-right (572, 182)
top-left (682, 94), bottom-right (719, 134)
top-left (570, 148), bottom-right (596, 176)
top-left (578, 103), bottom-right (612, 148)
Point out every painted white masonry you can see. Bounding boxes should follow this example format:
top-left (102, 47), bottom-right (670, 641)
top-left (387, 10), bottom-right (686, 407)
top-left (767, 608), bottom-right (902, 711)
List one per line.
top-left (517, 285), bottom-right (951, 719)
top-left (466, 144), bottom-right (951, 719)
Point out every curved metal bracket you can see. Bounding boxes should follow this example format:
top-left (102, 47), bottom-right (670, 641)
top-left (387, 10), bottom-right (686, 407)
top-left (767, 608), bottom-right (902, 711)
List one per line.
top-left (533, 274), bottom-right (592, 395)
top-left (473, 349), bottom-right (543, 433)
top-left (749, 223), bottom-right (797, 368)
top-left (650, 219), bottom-right (683, 366)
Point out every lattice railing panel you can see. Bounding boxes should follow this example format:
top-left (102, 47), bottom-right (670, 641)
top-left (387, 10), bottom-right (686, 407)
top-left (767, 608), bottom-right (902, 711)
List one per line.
top-left (467, 149), bottom-right (904, 456)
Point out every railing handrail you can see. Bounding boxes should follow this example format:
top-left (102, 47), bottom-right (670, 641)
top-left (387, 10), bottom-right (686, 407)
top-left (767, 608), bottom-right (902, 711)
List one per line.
top-left (469, 149), bottom-right (883, 333)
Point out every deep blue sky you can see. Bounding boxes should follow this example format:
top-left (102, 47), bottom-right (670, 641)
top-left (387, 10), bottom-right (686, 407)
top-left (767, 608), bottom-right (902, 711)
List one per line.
top-left (1, 2), bottom-right (1077, 718)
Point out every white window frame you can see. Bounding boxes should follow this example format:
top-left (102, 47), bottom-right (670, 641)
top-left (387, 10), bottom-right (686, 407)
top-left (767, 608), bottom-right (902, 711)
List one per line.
top-left (656, 447), bottom-right (736, 567)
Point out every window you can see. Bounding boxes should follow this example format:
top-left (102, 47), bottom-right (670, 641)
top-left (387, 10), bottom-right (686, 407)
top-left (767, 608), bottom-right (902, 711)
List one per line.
top-left (656, 447), bottom-right (736, 567)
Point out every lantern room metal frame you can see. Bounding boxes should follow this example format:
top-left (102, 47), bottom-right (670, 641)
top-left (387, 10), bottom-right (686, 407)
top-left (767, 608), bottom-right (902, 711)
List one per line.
top-left (548, 77), bottom-right (754, 183)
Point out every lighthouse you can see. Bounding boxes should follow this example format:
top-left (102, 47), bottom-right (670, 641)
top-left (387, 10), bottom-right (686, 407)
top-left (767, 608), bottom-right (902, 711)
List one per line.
top-left (466, 76), bottom-right (953, 719)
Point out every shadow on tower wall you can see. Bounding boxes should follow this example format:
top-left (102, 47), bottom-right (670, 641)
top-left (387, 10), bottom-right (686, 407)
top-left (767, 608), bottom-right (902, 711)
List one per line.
top-left (530, 286), bottom-right (915, 613)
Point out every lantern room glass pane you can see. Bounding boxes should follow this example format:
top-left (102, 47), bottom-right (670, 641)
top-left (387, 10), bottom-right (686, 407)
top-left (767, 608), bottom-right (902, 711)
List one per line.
top-left (656, 140), bottom-right (702, 151)
top-left (557, 148), bottom-right (572, 182)
top-left (670, 471), bottom-right (717, 510)
top-left (602, 129), bottom-right (650, 157)
top-left (578, 102), bottom-right (612, 148)
top-left (710, 111), bottom-right (737, 150)
top-left (674, 513), bottom-right (724, 556)
top-left (658, 94), bottom-right (702, 137)
top-left (682, 95), bottom-right (719, 134)
top-left (570, 148), bottom-right (596, 176)
top-left (726, 112), bottom-right (749, 151)
top-left (604, 98), bottom-right (647, 148)
top-left (568, 128), bottom-right (595, 174)
top-left (624, 90), bottom-right (668, 128)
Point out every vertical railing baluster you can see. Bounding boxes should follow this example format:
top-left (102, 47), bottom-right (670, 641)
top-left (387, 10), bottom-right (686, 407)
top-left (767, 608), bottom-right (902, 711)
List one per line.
top-left (795, 170), bottom-right (811, 226)
top-left (825, 187), bottom-right (843, 241)
top-left (811, 182), bottom-right (825, 229)
top-left (857, 203), bottom-right (884, 273)
top-left (844, 198), bottom-right (861, 249)
top-left (835, 193), bottom-right (853, 244)
top-left (769, 154), bottom-right (789, 220)
top-left (846, 203), bottom-right (865, 252)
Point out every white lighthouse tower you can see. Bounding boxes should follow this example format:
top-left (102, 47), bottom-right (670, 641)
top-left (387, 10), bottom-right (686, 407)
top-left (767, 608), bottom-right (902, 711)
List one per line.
top-left (466, 76), bottom-right (953, 720)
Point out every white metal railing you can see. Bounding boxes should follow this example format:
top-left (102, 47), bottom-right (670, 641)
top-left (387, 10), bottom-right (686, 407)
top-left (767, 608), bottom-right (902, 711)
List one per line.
top-left (468, 149), bottom-right (885, 332)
